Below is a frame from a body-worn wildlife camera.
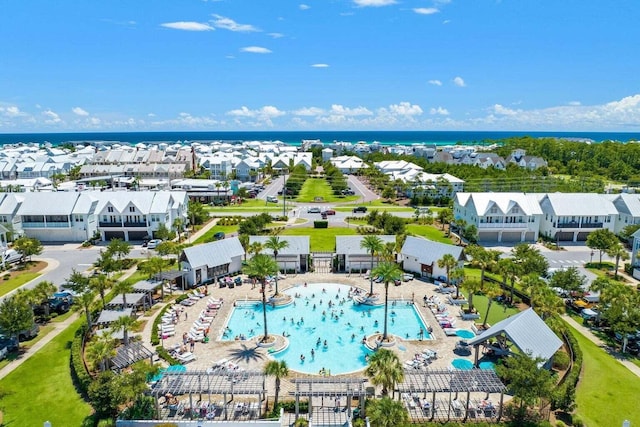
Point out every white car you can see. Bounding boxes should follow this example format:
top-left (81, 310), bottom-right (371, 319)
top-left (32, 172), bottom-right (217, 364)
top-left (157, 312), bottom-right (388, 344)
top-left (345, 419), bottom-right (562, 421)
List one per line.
top-left (147, 239), bottom-right (162, 249)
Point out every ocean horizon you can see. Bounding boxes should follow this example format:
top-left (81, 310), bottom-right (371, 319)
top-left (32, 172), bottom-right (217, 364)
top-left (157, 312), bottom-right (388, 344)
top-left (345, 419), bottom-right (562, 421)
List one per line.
top-left (0, 130), bottom-right (638, 146)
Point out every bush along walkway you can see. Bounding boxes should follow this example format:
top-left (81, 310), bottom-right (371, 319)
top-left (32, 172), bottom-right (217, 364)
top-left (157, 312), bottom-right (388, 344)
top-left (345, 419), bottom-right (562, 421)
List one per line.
top-left (562, 315), bottom-right (640, 378)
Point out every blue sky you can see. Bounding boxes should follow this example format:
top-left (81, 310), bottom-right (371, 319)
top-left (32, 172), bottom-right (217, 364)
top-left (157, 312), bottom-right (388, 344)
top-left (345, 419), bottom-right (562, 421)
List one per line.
top-left (1, 0), bottom-right (639, 132)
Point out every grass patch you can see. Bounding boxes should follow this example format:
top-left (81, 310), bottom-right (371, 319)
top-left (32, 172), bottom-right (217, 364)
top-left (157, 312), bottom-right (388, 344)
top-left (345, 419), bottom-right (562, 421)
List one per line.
top-left (568, 323), bottom-right (640, 426)
top-left (194, 224), bottom-right (240, 244)
top-left (296, 178), bottom-right (359, 203)
top-left (206, 199), bottom-right (284, 213)
top-left (405, 224), bottom-right (455, 244)
top-left (281, 227), bottom-right (357, 252)
top-left (0, 261), bottom-right (47, 297)
top-left (460, 292), bottom-right (521, 326)
top-left (0, 317), bottom-right (92, 426)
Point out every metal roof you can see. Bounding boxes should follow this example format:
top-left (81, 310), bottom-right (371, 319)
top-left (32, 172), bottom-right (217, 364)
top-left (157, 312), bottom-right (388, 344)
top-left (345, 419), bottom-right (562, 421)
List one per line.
top-left (397, 368), bottom-right (506, 394)
top-left (150, 369), bottom-right (266, 396)
top-left (540, 193), bottom-right (617, 217)
top-left (467, 308), bottom-right (562, 362)
top-left (96, 308), bottom-right (133, 325)
top-left (401, 236), bottom-right (464, 265)
top-left (17, 192), bottom-right (80, 216)
top-left (107, 293), bottom-right (148, 307)
top-left (181, 237), bottom-right (245, 269)
top-left (249, 236), bottom-right (310, 255)
top-left (132, 280), bottom-right (163, 292)
top-left (335, 235), bottom-right (396, 256)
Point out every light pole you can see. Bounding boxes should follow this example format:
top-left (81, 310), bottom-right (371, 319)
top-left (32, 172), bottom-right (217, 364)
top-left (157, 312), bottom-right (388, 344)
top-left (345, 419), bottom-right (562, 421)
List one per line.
top-left (282, 171), bottom-right (286, 218)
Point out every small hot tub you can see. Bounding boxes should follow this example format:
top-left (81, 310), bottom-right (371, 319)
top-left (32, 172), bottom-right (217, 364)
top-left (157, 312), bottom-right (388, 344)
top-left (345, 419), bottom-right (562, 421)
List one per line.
top-left (456, 329), bottom-right (476, 339)
top-left (451, 358), bottom-right (474, 370)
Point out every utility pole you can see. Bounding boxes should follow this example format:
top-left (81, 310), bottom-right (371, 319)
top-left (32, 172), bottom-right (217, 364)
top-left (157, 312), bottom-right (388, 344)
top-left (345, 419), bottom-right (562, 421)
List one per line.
top-left (282, 170), bottom-right (287, 218)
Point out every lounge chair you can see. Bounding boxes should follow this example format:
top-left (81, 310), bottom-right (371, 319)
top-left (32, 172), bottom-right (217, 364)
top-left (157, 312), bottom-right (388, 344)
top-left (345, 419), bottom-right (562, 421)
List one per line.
top-left (177, 352), bottom-right (196, 363)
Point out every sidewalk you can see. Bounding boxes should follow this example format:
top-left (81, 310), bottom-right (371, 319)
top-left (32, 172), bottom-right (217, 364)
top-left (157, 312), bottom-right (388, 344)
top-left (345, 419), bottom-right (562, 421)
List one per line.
top-left (0, 264), bottom-right (140, 381)
top-left (562, 315), bottom-right (640, 378)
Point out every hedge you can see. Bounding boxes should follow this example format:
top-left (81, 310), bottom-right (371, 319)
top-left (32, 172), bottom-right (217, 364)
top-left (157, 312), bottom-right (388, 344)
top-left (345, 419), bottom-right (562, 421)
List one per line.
top-left (70, 324), bottom-right (92, 397)
top-left (313, 221), bottom-right (328, 229)
top-left (151, 304), bottom-right (176, 346)
top-left (550, 324), bottom-right (583, 411)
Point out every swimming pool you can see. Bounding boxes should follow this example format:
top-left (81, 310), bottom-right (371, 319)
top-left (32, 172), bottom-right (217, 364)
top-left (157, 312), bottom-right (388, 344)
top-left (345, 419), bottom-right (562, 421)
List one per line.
top-left (221, 283), bottom-right (432, 374)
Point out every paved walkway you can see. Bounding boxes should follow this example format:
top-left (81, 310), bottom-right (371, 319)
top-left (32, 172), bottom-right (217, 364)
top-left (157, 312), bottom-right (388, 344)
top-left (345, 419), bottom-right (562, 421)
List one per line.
top-left (562, 315), bottom-right (640, 378)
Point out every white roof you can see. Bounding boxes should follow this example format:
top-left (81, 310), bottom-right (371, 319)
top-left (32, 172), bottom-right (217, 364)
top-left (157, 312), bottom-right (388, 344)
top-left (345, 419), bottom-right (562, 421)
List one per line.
top-left (249, 236), bottom-right (310, 255)
top-left (181, 238), bottom-right (245, 269)
top-left (335, 235), bottom-right (396, 255)
top-left (455, 192), bottom-right (543, 216)
top-left (400, 236), bottom-right (464, 265)
top-left (540, 193), bottom-right (617, 216)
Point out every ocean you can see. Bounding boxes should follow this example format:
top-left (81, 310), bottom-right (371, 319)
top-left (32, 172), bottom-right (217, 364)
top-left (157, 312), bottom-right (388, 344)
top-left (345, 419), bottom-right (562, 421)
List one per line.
top-left (0, 130), bottom-right (638, 146)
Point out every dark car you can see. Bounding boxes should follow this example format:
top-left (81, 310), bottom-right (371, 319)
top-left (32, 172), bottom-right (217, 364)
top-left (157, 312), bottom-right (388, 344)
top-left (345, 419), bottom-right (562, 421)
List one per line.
top-left (323, 209), bottom-right (336, 215)
top-left (352, 206), bottom-right (368, 213)
top-left (213, 231), bottom-right (226, 241)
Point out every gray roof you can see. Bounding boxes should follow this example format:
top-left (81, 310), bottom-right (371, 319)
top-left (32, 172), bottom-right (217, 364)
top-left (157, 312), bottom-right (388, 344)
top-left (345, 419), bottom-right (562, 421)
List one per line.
top-left (96, 308), bottom-right (134, 325)
top-left (400, 235), bottom-right (464, 265)
top-left (335, 235), bottom-right (396, 255)
top-left (107, 293), bottom-right (148, 307)
top-left (540, 193), bottom-right (617, 216)
top-left (181, 237), bottom-right (245, 269)
top-left (18, 192), bottom-right (81, 216)
top-left (132, 280), bottom-right (162, 292)
top-left (249, 236), bottom-right (310, 255)
top-left (467, 308), bottom-right (562, 362)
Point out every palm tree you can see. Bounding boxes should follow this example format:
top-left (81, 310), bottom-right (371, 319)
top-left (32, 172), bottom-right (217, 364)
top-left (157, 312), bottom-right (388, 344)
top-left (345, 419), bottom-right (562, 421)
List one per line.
top-left (607, 242), bottom-right (630, 280)
top-left (172, 217), bottom-right (185, 243)
top-left (76, 290), bottom-right (97, 329)
top-left (142, 256), bottom-right (167, 300)
top-left (264, 360), bottom-right (289, 408)
top-left (264, 235), bottom-right (289, 295)
top-left (89, 273), bottom-right (111, 308)
top-left (522, 274), bottom-right (546, 311)
top-left (365, 348), bottom-right (404, 396)
top-left (496, 257), bottom-right (521, 305)
top-left (532, 287), bottom-right (564, 321)
top-left (437, 253), bottom-right (457, 285)
top-left (243, 254), bottom-right (279, 342)
top-left (238, 234), bottom-right (250, 261)
top-left (111, 314), bottom-right (137, 346)
top-left (482, 281), bottom-right (502, 328)
top-left (112, 280), bottom-right (134, 309)
top-left (367, 397), bottom-right (409, 427)
top-left (461, 277), bottom-right (482, 313)
top-left (466, 245), bottom-right (500, 289)
top-left (361, 235), bottom-right (384, 294)
top-left (437, 208), bottom-right (453, 231)
top-left (86, 330), bottom-right (117, 372)
top-left (248, 241), bottom-right (264, 257)
top-left (32, 280), bottom-right (56, 317)
top-left (449, 267), bottom-right (465, 299)
top-left (371, 261), bottom-right (402, 342)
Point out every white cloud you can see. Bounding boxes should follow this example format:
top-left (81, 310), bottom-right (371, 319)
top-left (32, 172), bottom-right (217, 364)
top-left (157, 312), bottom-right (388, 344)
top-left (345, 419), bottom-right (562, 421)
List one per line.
top-left (453, 76), bottom-right (466, 87)
top-left (292, 107), bottom-right (325, 116)
top-left (160, 22), bottom-right (214, 31)
top-left (299, 4), bottom-right (310, 10)
top-left (240, 46), bottom-right (272, 54)
top-left (329, 104), bottom-right (373, 116)
top-left (311, 63), bottom-right (330, 68)
top-left (605, 94), bottom-right (640, 111)
top-left (1, 106), bottom-right (26, 117)
top-left (353, 0), bottom-right (396, 7)
top-left (211, 15), bottom-right (259, 32)
top-left (388, 102), bottom-right (423, 116)
top-left (72, 107), bottom-right (89, 116)
top-left (227, 105), bottom-right (285, 119)
top-left (442, 19), bottom-right (451, 24)
top-left (147, 113), bottom-right (156, 117)
top-left (491, 104), bottom-right (517, 116)
top-left (413, 8), bottom-right (439, 15)
top-left (268, 32), bottom-right (284, 38)
top-left (429, 106), bottom-right (450, 116)
top-left (567, 101), bottom-right (581, 106)
top-left (428, 79), bottom-right (442, 86)
top-left (43, 109), bottom-right (62, 124)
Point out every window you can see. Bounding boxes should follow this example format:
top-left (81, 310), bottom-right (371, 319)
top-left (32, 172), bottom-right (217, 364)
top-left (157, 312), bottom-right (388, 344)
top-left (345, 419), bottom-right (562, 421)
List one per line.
top-left (129, 206), bottom-right (135, 212)
top-left (490, 207), bottom-right (497, 214)
top-left (75, 215), bottom-right (83, 222)
top-left (512, 207), bottom-right (519, 213)
top-left (107, 206), bottom-right (114, 213)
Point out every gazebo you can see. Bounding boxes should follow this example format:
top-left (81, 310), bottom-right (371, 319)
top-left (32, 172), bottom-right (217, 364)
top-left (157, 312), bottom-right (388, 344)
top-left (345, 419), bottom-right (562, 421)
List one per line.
top-left (110, 341), bottom-right (155, 372)
top-left (95, 308), bottom-right (134, 326)
top-left (397, 368), bottom-right (507, 422)
top-left (107, 293), bottom-right (149, 311)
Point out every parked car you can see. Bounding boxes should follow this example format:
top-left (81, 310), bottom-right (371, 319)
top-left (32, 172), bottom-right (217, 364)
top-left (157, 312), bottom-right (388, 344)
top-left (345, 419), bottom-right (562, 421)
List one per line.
top-left (266, 195), bottom-right (278, 203)
top-left (213, 231), bottom-right (226, 241)
top-left (147, 239), bottom-right (162, 249)
top-left (307, 207), bottom-right (321, 213)
top-left (402, 273), bottom-right (414, 282)
top-left (2, 249), bottom-right (23, 265)
top-left (352, 206), bottom-right (368, 213)
top-left (321, 212), bottom-right (328, 219)
top-left (323, 209), bottom-right (336, 215)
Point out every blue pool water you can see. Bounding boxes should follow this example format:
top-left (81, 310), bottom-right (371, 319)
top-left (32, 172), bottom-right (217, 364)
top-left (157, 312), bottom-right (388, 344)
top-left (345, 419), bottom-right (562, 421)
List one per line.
top-left (451, 358), bottom-right (474, 370)
top-left (479, 361), bottom-right (496, 370)
top-left (456, 329), bottom-right (476, 340)
top-left (221, 283), bottom-right (431, 374)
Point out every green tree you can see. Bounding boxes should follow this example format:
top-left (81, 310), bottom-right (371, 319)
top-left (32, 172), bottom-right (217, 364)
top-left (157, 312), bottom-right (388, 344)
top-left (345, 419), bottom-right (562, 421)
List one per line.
top-left (496, 257), bottom-right (521, 305)
top-left (188, 201), bottom-right (208, 228)
top-left (466, 245), bottom-right (500, 288)
top-left (371, 261), bottom-right (402, 342)
top-left (112, 280), bottom-right (134, 308)
top-left (549, 267), bottom-right (585, 295)
top-left (264, 235), bottom-right (289, 295)
top-left (76, 290), bottom-right (97, 329)
top-left (461, 277), bottom-right (482, 313)
top-left (367, 397), bottom-right (409, 427)
top-left (89, 273), bottom-right (112, 308)
top-left (66, 268), bottom-right (90, 294)
top-left (156, 240), bottom-right (180, 258)
top-left (243, 254), bottom-right (279, 342)
top-left (264, 360), bottom-right (289, 408)
top-left (361, 235), bottom-right (384, 295)
top-left (86, 330), bottom-right (117, 372)
top-left (95, 249), bottom-right (118, 276)
top-left (365, 348), bottom-right (404, 396)
top-left (111, 314), bottom-right (137, 346)
top-left (142, 256), bottom-right (168, 300)
top-left (532, 287), bottom-right (564, 321)
top-left (481, 281), bottom-right (503, 327)
top-left (437, 253), bottom-right (457, 285)
top-left (248, 241), bottom-right (263, 257)
top-left (154, 223), bottom-right (172, 241)
top-left (172, 217), bottom-right (185, 243)
top-left (606, 242), bottom-right (630, 280)
top-left (88, 370), bottom-right (123, 419)
top-left (12, 236), bottom-right (43, 263)
top-left (512, 243), bottom-right (548, 276)
top-left (31, 280), bottom-right (57, 317)
top-left (522, 274), bottom-right (546, 311)
top-left (238, 234), bottom-right (250, 261)
top-left (0, 295), bottom-right (34, 342)
top-left (586, 228), bottom-right (618, 265)
top-left (437, 208), bottom-right (453, 231)
top-left (106, 238), bottom-right (131, 267)
top-left (449, 267), bottom-right (465, 299)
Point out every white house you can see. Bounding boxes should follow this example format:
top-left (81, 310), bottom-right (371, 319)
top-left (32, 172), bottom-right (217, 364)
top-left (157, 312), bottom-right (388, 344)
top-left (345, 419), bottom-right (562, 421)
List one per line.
top-left (454, 192), bottom-right (542, 243)
top-left (335, 235), bottom-right (396, 273)
top-left (606, 193), bottom-right (640, 234)
top-left (248, 236), bottom-right (310, 273)
top-left (180, 238), bottom-right (245, 287)
top-left (329, 156), bottom-right (369, 174)
top-left (400, 236), bottom-right (465, 280)
top-left (538, 193), bottom-right (617, 242)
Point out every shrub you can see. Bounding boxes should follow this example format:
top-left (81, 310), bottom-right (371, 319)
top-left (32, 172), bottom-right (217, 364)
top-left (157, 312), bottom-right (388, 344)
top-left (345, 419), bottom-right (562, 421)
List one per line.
top-left (313, 221), bottom-right (328, 229)
top-left (572, 414), bottom-right (584, 427)
top-left (552, 350), bottom-right (570, 370)
top-left (70, 324), bottom-right (91, 397)
top-left (156, 345), bottom-right (179, 365)
top-left (555, 421), bottom-right (566, 427)
top-left (151, 304), bottom-right (175, 346)
top-left (3, 274), bottom-right (10, 281)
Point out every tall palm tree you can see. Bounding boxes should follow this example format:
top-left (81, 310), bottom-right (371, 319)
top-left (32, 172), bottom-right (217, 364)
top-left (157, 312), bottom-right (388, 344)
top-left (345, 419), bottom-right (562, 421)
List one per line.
top-left (449, 267), bottom-right (465, 299)
top-left (461, 277), bottom-right (482, 313)
top-left (243, 254), bottom-right (279, 342)
top-left (172, 217), bottom-right (185, 243)
top-left (367, 397), bottom-right (409, 427)
top-left (522, 274), bottom-right (546, 311)
top-left (89, 273), bottom-right (112, 308)
top-left (466, 245), bottom-right (499, 289)
top-left (86, 330), bottom-right (117, 372)
top-left (238, 234), bottom-right (250, 261)
top-left (607, 242), bottom-right (630, 280)
top-left (361, 235), bottom-right (384, 294)
top-left (264, 235), bottom-right (289, 295)
top-left (482, 281), bottom-right (503, 328)
top-left (142, 256), bottom-right (167, 300)
top-left (112, 280), bottom-right (134, 309)
top-left (371, 261), bottom-right (402, 342)
top-left (248, 241), bottom-right (264, 257)
top-left (496, 257), bottom-right (521, 305)
top-left (437, 253), bottom-right (457, 285)
top-left (32, 280), bottom-right (56, 317)
top-left (76, 290), bottom-right (97, 329)
top-left (532, 287), bottom-right (564, 321)
top-left (365, 348), bottom-right (404, 396)
top-left (264, 360), bottom-right (289, 408)
top-left (111, 314), bottom-right (137, 346)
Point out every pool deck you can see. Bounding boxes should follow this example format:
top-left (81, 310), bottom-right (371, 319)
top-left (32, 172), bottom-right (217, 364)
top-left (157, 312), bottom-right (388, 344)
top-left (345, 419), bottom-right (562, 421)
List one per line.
top-left (144, 272), bottom-right (491, 398)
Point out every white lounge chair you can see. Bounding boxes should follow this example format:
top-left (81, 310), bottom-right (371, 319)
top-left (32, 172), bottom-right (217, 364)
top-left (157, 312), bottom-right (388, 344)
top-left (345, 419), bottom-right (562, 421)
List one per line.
top-left (177, 352), bottom-right (196, 363)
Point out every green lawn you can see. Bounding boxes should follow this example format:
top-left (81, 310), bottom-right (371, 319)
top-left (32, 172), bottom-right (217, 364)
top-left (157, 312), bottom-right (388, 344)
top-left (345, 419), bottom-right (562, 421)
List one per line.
top-left (0, 318), bottom-right (92, 426)
top-left (296, 178), bottom-right (359, 203)
top-left (569, 324), bottom-right (640, 426)
top-left (281, 226), bottom-right (357, 251)
top-left (206, 199), bottom-right (284, 213)
top-left (405, 224), bottom-right (454, 244)
top-left (460, 291), bottom-right (521, 326)
top-left (0, 271), bottom-right (43, 297)
top-left (194, 224), bottom-right (240, 244)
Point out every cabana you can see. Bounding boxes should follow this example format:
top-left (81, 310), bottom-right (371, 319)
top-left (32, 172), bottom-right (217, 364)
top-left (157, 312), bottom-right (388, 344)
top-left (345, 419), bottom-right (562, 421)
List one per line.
top-left (110, 341), bottom-right (155, 372)
top-left (467, 308), bottom-right (563, 369)
top-left (107, 293), bottom-right (149, 310)
top-left (132, 279), bottom-right (163, 303)
top-left (95, 308), bottom-right (134, 326)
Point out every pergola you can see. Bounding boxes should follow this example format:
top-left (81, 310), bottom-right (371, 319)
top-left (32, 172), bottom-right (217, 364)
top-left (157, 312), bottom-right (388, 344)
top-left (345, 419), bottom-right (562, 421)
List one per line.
top-left (110, 341), bottom-right (154, 371)
top-left (95, 308), bottom-right (133, 326)
top-left (149, 369), bottom-right (267, 420)
top-left (288, 377), bottom-right (368, 423)
top-left (397, 368), bottom-right (506, 423)
top-left (107, 292), bottom-right (149, 310)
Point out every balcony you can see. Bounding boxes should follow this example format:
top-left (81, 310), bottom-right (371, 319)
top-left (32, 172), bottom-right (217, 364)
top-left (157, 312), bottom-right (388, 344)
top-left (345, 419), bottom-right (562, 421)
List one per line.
top-left (22, 222), bottom-right (70, 229)
top-left (478, 222), bottom-right (528, 229)
top-left (99, 222), bottom-right (147, 228)
top-left (556, 221), bottom-right (604, 229)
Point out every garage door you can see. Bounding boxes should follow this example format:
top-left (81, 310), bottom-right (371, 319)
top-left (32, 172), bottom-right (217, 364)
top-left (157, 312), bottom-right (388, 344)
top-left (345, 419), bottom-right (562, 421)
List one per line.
top-left (576, 232), bottom-right (590, 241)
top-left (128, 231), bottom-right (149, 241)
top-left (104, 231), bottom-right (125, 241)
top-left (525, 231), bottom-right (536, 242)
top-left (479, 231), bottom-right (499, 242)
top-left (501, 232), bottom-right (522, 243)
top-left (556, 231), bottom-right (574, 241)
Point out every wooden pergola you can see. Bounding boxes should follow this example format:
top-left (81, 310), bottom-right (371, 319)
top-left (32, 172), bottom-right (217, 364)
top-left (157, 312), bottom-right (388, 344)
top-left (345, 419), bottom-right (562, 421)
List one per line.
top-left (288, 377), bottom-right (368, 424)
top-left (397, 368), bottom-right (507, 423)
